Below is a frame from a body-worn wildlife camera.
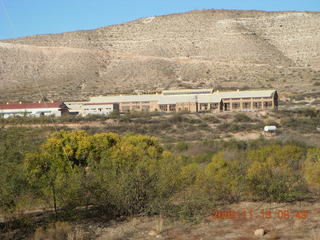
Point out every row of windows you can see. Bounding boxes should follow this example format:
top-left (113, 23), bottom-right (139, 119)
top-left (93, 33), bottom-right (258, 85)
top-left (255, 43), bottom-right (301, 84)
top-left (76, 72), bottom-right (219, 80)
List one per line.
top-left (224, 101), bottom-right (273, 110)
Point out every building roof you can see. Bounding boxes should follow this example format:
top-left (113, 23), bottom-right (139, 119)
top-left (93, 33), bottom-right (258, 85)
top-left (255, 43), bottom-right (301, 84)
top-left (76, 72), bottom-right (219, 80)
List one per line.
top-left (0, 102), bottom-right (66, 110)
top-left (216, 90), bottom-right (276, 99)
top-left (89, 89), bottom-right (277, 104)
top-left (197, 94), bottom-right (222, 103)
top-left (83, 102), bottom-right (115, 106)
top-left (162, 88), bottom-right (214, 95)
top-left (158, 94), bottom-right (222, 104)
top-left (158, 95), bottom-right (198, 104)
top-left (90, 94), bottom-right (163, 103)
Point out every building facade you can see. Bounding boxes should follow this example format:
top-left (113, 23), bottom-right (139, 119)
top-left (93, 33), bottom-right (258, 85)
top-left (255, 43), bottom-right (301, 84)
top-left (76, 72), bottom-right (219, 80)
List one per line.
top-left (88, 89), bottom-right (278, 113)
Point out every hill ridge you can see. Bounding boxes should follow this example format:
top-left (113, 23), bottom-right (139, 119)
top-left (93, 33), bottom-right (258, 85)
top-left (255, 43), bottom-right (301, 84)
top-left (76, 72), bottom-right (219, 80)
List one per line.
top-left (0, 9), bottom-right (319, 102)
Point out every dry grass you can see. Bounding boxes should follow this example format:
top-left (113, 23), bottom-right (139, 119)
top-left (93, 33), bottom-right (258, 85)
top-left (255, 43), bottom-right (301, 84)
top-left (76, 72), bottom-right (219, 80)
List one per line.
top-left (310, 228), bottom-right (320, 240)
top-left (89, 201), bottom-right (320, 239)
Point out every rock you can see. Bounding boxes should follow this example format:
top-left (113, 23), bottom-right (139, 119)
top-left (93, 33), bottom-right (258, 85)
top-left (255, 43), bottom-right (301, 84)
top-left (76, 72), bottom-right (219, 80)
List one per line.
top-left (254, 228), bottom-right (265, 237)
top-left (148, 230), bottom-right (157, 236)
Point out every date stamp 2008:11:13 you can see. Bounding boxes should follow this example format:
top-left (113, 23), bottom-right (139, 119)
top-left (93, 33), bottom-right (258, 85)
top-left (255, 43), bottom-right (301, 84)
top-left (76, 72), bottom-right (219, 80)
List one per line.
top-left (211, 209), bottom-right (309, 220)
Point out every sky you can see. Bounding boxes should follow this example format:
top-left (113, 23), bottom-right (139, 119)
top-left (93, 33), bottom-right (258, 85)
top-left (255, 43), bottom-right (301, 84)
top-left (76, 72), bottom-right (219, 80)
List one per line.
top-left (0, 0), bottom-right (319, 40)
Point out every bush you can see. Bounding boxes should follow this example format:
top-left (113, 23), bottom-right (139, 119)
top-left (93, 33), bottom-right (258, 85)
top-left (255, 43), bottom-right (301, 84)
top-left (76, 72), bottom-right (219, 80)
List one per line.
top-left (234, 113), bottom-right (252, 122)
top-left (174, 141), bottom-right (190, 152)
top-left (0, 127), bottom-right (46, 213)
top-left (203, 115), bottom-right (221, 123)
top-left (303, 148), bottom-right (320, 191)
top-left (2, 128), bottom-right (320, 230)
top-left (246, 145), bottom-right (308, 201)
top-left (168, 113), bottom-right (186, 124)
top-left (195, 152), bottom-right (247, 203)
top-left (281, 117), bottom-right (319, 133)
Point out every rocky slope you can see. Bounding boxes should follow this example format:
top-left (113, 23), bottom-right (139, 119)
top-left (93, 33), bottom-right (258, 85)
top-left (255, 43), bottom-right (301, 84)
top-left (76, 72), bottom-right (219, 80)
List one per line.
top-left (0, 10), bottom-right (320, 102)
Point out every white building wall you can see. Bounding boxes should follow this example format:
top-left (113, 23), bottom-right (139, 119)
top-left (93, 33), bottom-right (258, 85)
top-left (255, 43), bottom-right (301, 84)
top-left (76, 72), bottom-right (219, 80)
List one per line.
top-left (82, 104), bottom-right (115, 116)
top-left (0, 108), bottom-right (62, 118)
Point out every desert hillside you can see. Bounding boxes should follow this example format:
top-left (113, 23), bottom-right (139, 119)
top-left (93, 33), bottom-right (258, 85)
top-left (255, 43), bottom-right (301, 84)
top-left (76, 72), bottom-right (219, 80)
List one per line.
top-left (0, 10), bottom-right (320, 102)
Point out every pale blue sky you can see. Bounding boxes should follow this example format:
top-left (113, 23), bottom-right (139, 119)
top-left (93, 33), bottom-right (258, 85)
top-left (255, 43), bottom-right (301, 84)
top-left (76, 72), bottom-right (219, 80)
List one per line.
top-left (0, 0), bottom-right (319, 40)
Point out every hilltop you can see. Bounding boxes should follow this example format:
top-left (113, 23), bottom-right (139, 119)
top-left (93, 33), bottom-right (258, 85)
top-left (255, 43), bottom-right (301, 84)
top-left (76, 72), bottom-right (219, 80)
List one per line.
top-left (0, 9), bottom-right (320, 102)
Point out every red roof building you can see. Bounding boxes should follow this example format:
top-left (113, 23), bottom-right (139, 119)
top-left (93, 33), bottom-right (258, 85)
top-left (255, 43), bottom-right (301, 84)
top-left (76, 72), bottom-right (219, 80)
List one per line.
top-left (0, 102), bottom-right (66, 110)
top-left (0, 102), bottom-right (69, 118)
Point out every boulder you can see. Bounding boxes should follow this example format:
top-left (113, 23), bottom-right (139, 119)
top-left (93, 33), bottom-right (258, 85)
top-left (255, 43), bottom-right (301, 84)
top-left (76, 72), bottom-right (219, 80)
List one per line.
top-left (148, 230), bottom-right (157, 236)
top-left (254, 228), bottom-right (265, 237)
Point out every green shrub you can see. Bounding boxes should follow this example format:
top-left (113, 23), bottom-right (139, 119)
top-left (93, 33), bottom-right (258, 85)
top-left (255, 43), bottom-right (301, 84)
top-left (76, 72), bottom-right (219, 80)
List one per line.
top-left (246, 145), bottom-right (308, 201)
top-left (303, 148), bottom-right (320, 191)
top-left (234, 113), bottom-right (252, 122)
top-left (195, 152), bottom-right (247, 203)
top-left (1, 127), bottom-right (320, 228)
top-left (174, 141), bottom-right (190, 152)
top-left (203, 115), bottom-right (221, 123)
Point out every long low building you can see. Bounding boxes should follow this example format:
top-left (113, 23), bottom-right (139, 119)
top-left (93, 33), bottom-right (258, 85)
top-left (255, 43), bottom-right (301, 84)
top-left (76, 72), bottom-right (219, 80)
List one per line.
top-left (87, 89), bottom-right (278, 113)
top-left (0, 102), bottom-right (69, 118)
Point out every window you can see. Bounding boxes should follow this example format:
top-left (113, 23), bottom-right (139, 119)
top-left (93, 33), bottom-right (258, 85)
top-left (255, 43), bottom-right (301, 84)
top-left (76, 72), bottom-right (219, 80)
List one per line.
top-left (159, 105), bottom-right (168, 111)
top-left (232, 102), bottom-right (240, 109)
top-left (142, 105), bottom-right (150, 111)
top-left (253, 102), bottom-right (262, 109)
top-left (242, 102), bottom-right (251, 109)
top-left (263, 101), bottom-right (273, 108)
top-left (224, 103), bottom-right (230, 111)
top-left (200, 103), bottom-right (208, 110)
top-left (210, 103), bottom-right (219, 109)
top-left (122, 106), bottom-right (130, 111)
top-left (169, 104), bottom-right (176, 112)
top-left (132, 106), bottom-right (140, 110)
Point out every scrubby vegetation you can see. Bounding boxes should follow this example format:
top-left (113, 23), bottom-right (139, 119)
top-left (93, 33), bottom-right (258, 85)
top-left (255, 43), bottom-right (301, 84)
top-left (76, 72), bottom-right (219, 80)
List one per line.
top-left (0, 126), bottom-right (320, 238)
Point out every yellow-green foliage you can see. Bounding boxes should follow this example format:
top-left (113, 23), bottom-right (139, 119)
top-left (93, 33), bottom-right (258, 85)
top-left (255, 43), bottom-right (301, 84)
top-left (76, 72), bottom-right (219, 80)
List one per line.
top-left (246, 145), bottom-right (307, 201)
top-left (303, 148), bottom-right (320, 190)
top-left (2, 128), bottom-right (319, 221)
top-left (92, 134), bottom-right (164, 214)
top-left (195, 152), bottom-right (246, 202)
top-left (24, 130), bottom-right (94, 210)
top-left (24, 130), bottom-right (166, 214)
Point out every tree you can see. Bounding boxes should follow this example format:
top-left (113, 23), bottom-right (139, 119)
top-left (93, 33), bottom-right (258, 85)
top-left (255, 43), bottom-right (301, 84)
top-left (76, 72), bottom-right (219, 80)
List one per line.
top-left (91, 134), bottom-right (164, 214)
top-left (24, 130), bottom-right (92, 213)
